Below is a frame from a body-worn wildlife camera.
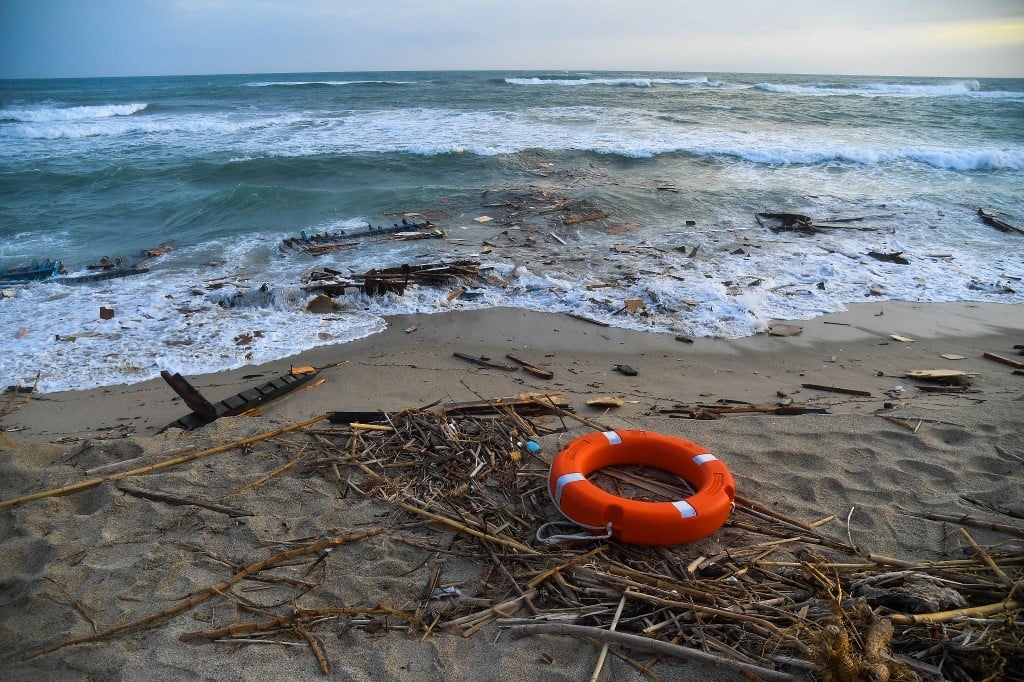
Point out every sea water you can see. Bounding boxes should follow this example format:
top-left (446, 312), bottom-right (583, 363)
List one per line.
top-left (1, 71), bottom-right (1022, 392)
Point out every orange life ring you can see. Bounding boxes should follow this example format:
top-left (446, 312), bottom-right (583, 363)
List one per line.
top-left (548, 430), bottom-right (735, 545)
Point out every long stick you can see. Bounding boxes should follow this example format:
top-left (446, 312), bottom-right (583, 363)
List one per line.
top-left (393, 500), bottom-right (539, 555)
top-left (590, 591), bottom-right (627, 682)
top-left (890, 599), bottom-right (1020, 626)
top-left (116, 484), bottom-right (253, 517)
top-left (959, 527), bottom-right (1015, 587)
top-left (181, 605), bottom-right (418, 642)
top-left (511, 623), bottom-right (794, 681)
top-left (0, 413), bottom-right (330, 510)
top-left (25, 530), bottom-right (380, 659)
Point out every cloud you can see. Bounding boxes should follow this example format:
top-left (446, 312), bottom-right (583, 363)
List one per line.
top-left (1, 0), bottom-right (1022, 77)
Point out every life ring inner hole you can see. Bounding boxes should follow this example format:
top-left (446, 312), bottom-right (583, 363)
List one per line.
top-left (587, 463), bottom-right (698, 503)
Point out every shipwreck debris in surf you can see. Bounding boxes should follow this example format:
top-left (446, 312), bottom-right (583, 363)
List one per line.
top-left (976, 208), bottom-right (1024, 236)
top-left (281, 218), bottom-right (443, 255)
top-left (755, 211), bottom-right (883, 235)
top-left (302, 260), bottom-right (481, 298)
top-left (867, 250), bottom-right (910, 265)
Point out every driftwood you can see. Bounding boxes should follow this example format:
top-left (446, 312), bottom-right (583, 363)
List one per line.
top-left (904, 369), bottom-right (976, 385)
top-left (303, 260), bottom-right (480, 297)
top-left (512, 622), bottom-right (795, 681)
top-left (977, 208), bottom-right (1024, 236)
top-left (867, 250), bottom-right (910, 265)
top-left (115, 484), bottom-right (253, 517)
top-left (505, 354), bottom-right (553, 379)
top-left (983, 352), bottom-right (1024, 369)
top-left (563, 212), bottom-right (609, 225)
top-left (801, 383), bottom-right (872, 397)
top-left (453, 352), bottom-right (518, 371)
top-left (659, 404), bottom-right (829, 418)
top-left (281, 219), bottom-right (441, 252)
top-left (161, 367), bottom-right (321, 431)
top-left (85, 445), bottom-right (197, 476)
top-left (756, 211), bottom-right (880, 234)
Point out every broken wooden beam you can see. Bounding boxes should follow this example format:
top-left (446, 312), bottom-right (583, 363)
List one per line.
top-left (658, 404), bottom-right (829, 417)
top-left (904, 369), bottom-right (977, 386)
top-left (116, 484), bottom-right (253, 517)
top-left (505, 354), bottom-right (553, 379)
top-left (977, 208), bottom-right (1024, 236)
top-left (800, 383), bottom-right (872, 397)
top-left (160, 367), bottom-right (320, 432)
top-left (982, 352), bottom-right (1024, 369)
top-left (563, 212), bottom-right (609, 225)
top-left (160, 370), bottom-right (217, 421)
top-left (326, 411), bottom-right (391, 425)
top-left (453, 352), bottom-right (518, 371)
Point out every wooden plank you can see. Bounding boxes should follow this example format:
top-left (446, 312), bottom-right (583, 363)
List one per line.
top-left (453, 352), bottom-right (518, 371)
top-left (977, 208), bottom-right (1024, 236)
top-left (563, 212), bottom-right (609, 225)
top-left (159, 371), bottom-right (217, 421)
top-left (116, 484), bottom-right (253, 518)
top-left (161, 368), bottom-right (320, 432)
top-left (800, 383), bottom-right (872, 397)
top-left (222, 395), bottom-right (246, 410)
top-left (505, 354), bottom-right (553, 379)
top-left (904, 369), bottom-right (977, 385)
top-left (983, 352), bottom-right (1024, 369)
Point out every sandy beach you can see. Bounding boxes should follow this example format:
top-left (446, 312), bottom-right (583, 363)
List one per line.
top-left (2, 301), bottom-right (1022, 680)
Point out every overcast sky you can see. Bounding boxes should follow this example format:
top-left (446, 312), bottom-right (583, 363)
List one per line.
top-left (2, 1), bottom-right (1022, 79)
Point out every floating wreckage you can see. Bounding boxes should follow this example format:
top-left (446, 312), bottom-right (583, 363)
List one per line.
top-left (303, 259), bottom-right (482, 297)
top-left (0, 259), bottom-right (65, 283)
top-left (282, 218), bottom-right (443, 255)
top-left (754, 211), bottom-right (883, 234)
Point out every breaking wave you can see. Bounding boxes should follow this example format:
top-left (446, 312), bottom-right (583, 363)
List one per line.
top-left (0, 102), bottom-right (148, 123)
top-left (506, 76), bottom-right (718, 88)
top-left (753, 79), bottom-right (1001, 97)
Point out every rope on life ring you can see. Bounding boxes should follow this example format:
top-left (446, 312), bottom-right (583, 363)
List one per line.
top-left (546, 430), bottom-right (735, 546)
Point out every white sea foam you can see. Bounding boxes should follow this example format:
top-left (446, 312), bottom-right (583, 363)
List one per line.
top-left (752, 79), bottom-right (1024, 99)
top-left (244, 80), bottom-right (414, 87)
top-left (7, 203), bottom-right (1021, 395)
top-left (6, 99), bottom-right (1022, 172)
top-left (506, 76), bottom-right (714, 87)
top-left (0, 249), bottom-right (386, 393)
top-left (0, 102), bottom-right (148, 122)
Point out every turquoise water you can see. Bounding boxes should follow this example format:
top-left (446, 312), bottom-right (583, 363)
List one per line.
top-left (2, 71), bottom-right (1022, 391)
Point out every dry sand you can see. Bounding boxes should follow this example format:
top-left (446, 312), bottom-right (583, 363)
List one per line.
top-left (1, 301), bottom-right (1022, 680)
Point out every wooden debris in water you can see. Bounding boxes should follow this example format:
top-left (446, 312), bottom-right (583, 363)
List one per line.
top-left (303, 260), bottom-right (481, 297)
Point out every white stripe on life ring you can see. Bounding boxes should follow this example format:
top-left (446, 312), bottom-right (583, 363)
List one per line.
top-left (693, 453), bottom-right (717, 465)
top-left (672, 500), bottom-right (698, 518)
top-left (602, 431), bottom-right (623, 445)
top-left (554, 472), bottom-right (586, 506)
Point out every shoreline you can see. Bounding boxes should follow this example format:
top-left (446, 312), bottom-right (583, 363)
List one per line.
top-left (5, 300), bottom-right (1022, 444)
